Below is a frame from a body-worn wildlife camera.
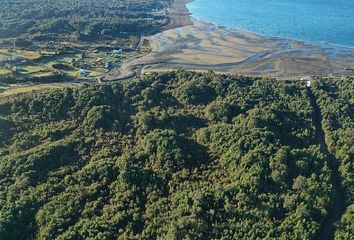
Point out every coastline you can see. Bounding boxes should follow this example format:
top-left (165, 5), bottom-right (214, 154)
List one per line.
top-left (182, 0), bottom-right (354, 53)
top-left (165, 0), bottom-right (194, 30)
top-left (185, 0), bottom-right (354, 49)
top-left (188, 16), bottom-right (354, 52)
top-left (113, 0), bottom-right (354, 79)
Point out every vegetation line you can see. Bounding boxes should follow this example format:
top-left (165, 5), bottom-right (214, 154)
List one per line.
top-left (308, 88), bottom-right (346, 240)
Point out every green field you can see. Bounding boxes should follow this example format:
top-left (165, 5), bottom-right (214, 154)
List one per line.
top-left (0, 0), bottom-right (170, 84)
top-left (0, 49), bottom-right (43, 61)
top-left (0, 49), bottom-right (129, 83)
top-left (0, 68), bottom-right (11, 75)
top-left (0, 83), bottom-right (10, 92)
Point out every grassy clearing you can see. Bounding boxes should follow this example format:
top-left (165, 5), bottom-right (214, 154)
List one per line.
top-left (0, 68), bottom-right (11, 75)
top-left (85, 52), bottom-right (121, 63)
top-left (23, 65), bottom-right (51, 73)
top-left (18, 50), bottom-right (42, 60)
top-left (0, 49), bottom-right (43, 61)
top-left (0, 49), bottom-right (128, 80)
top-left (18, 64), bottom-right (54, 77)
top-left (0, 83), bottom-right (77, 97)
top-left (64, 71), bottom-right (78, 78)
top-left (87, 70), bottom-right (104, 77)
top-left (0, 84), bottom-right (10, 92)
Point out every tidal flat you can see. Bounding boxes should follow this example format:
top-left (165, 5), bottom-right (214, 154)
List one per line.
top-left (117, 19), bottom-right (354, 79)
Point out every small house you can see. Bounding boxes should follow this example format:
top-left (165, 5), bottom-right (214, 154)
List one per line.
top-left (95, 58), bottom-right (104, 65)
top-left (12, 66), bottom-right (23, 72)
top-left (79, 69), bottom-right (89, 77)
top-left (76, 61), bottom-right (90, 69)
top-left (306, 80), bottom-right (312, 87)
top-left (4, 63), bottom-right (12, 69)
top-left (112, 49), bottom-right (123, 54)
top-left (8, 56), bottom-right (22, 62)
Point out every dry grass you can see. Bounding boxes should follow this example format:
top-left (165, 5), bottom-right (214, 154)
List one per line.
top-left (0, 49), bottom-right (42, 61)
top-left (0, 83), bottom-right (78, 98)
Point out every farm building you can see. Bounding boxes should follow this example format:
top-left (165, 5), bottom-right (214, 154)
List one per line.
top-left (79, 69), bottom-right (89, 77)
top-left (8, 56), bottom-right (22, 62)
top-left (112, 49), bottom-right (123, 54)
top-left (12, 66), bottom-right (23, 72)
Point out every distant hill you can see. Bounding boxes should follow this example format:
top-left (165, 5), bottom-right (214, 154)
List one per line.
top-left (0, 0), bottom-right (172, 44)
top-left (0, 0), bottom-right (175, 85)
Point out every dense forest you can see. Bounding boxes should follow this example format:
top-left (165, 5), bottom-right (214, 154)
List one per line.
top-left (0, 71), bottom-right (352, 239)
top-left (0, 0), bottom-right (172, 44)
top-left (312, 79), bottom-right (354, 239)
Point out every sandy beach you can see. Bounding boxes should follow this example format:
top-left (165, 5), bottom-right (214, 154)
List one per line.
top-left (113, 0), bottom-right (354, 79)
top-left (166, 0), bottom-right (194, 29)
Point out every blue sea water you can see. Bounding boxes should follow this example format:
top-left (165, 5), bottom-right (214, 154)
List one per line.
top-left (187, 0), bottom-right (354, 47)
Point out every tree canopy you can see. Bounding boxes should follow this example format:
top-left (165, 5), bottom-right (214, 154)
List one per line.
top-left (0, 71), bottom-right (352, 239)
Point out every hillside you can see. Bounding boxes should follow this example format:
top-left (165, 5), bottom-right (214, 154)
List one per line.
top-left (0, 0), bottom-right (172, 43)
top-left (0, 0), bottom-right (173, 85)
top-left (0, 71), bottom-right (352, 239)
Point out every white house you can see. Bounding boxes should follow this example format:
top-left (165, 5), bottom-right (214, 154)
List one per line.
top-left (306, 80), bottom-right (312, 87)
top-left (8, 56), bottom-right (22, 62)
top-left (79, 69), bottom-right (89, 77)
top-left (112, 49), bottom-right (123, 54)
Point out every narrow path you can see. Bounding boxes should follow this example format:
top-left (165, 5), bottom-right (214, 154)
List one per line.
top-left (307, 87), bottom-right (346, 240)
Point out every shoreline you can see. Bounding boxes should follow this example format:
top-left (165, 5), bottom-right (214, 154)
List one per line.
top-left (124, 21), bottom-right (354, 78)
top-left (112, 0), bottom-right (354, 80)
top-left (188, 17), bottom-right (354, 53)
top-left (186, 0), bottom-right (354, 50)
top-left (165, 0), bottom-right (194, 30)
top-left (184, 0), bottom-right (354, 52)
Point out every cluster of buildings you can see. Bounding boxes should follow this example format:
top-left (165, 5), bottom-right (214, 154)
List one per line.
top-left (91, 57), bottom-right (111, 69)
top-left (79, 69), bottom-right (89, 77)
top-left (6, 55), bottom-right (27, 64)
top-left (2, 55), bottom-right (28, 73)
top-left (77, 49), bottom-right (124, 77)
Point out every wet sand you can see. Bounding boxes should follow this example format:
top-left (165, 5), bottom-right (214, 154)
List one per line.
top-left (114, 0), bottom-right (354, 79)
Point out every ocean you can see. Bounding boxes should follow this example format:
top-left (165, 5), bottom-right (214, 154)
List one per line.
top-left (187, 0), bottom-right (354, 47)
